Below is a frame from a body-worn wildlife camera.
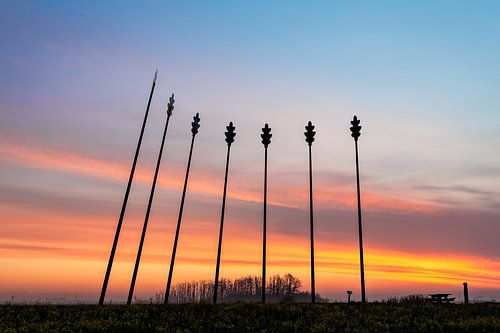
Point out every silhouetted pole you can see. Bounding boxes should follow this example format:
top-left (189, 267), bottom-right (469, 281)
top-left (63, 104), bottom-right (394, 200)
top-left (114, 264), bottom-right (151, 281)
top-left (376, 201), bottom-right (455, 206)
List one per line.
top-left (350, 115), bottom-right (366, 303)
top-left (463, 282), bottom-right (469, 304)
top-left (304, 121), bottom-right (316, 303)
top-left (164, 113), bottom-right (201, 304)
top-left (99, 70), bottom-right (158, 305)
top-left (127, 94), bottom-right (175, 305)
top-left (213, 122), bottom-right (236, 304)
top-left (347, 290), bottom-right (352, 303)
top-left (260, 124), bottom-right (272, 303)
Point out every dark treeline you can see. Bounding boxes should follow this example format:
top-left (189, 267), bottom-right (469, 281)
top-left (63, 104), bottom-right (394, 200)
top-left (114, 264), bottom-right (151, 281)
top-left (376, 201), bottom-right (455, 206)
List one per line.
top-left (159, 274), bottom-right (323, 304)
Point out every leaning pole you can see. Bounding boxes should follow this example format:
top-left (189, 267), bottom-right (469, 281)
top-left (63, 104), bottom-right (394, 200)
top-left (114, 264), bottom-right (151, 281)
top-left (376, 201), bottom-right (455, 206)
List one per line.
top-left (304, 121), bottom-right (316, 303)
top-left (99, 70), bottom-right (158, 305)
top-left (213, 122), bottom-right (236, 304)
top-left (127, 94), bottom-right (175, 305)
top-left (164, 113), bottom-right (201, 304)
top-left (260, 124), bottom-right (272, 303)
top-left (350, 115), bottom-right (366, 303)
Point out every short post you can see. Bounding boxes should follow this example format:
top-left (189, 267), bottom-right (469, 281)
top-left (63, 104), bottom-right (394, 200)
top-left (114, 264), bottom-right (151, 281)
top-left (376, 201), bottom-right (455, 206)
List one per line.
top-left (463, 282), bottom-right (469, 304)
top-left (347, 290), bottom-right (352, 303)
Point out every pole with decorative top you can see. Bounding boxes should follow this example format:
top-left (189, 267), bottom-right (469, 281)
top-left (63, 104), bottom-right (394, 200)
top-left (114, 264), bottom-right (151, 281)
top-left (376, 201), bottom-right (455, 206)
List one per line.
top-left (304, 121), bottom-right (316, 303)
top-left (127, 94), bottom-right (175, 305)
top-left (213, 122), bottom-right (236, 304)
top-left (99, 70), bottom-right (158, 305)
top-left (260, 123), bottom-right (272, 303)
top-left (350, 115), bottom-right (366, 303)
top-left (164, 113), bottom-right (201, 304)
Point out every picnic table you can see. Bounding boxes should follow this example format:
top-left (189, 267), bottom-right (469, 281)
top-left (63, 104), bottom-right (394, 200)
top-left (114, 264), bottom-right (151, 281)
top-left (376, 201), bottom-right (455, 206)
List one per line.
top-left (428, 293), bottom-right (456, 303)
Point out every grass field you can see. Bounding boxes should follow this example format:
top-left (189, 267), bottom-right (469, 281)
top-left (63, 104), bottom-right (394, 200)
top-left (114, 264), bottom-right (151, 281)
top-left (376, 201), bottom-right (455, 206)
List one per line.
top-left (1, 302), bottom-right (499, 332)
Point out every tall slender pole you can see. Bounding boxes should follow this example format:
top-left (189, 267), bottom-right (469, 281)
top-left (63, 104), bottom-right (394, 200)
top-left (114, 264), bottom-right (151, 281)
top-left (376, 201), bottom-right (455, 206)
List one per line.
top-left (262, 147), bottom-right (268, 303)
top-left (304, 121), bottom-right (316, 303)
top-left (99, 70), bottom-right (158, 305)
top-left (213, 122), bottom-right (236, 304)
top-left (260, 124), bottom-right (272, 303)
top-left (127, 94), bottom-right (175, 305)
top-left (164, 113), bottom-right (201, 304)
top-left (350, 115), bottom-right (366, 303)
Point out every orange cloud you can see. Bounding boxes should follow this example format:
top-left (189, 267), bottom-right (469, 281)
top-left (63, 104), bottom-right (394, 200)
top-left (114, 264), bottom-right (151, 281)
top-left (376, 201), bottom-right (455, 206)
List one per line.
top-left (2, 142), bottom-right (497, 301)
top-left (1, 204), bottom-right (498, 301)
top-left (0, 142), bottom-right (437, 213)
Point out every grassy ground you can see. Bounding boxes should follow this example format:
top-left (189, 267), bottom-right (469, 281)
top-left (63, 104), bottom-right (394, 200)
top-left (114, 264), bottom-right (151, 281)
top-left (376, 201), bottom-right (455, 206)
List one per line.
top-left (1, 302), bottom-right (499, 332)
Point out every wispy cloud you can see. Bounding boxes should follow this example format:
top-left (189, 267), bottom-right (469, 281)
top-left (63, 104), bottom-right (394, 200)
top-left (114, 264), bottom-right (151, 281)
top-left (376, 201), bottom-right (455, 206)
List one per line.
top-left (0, 142), bottom-right (439, 212)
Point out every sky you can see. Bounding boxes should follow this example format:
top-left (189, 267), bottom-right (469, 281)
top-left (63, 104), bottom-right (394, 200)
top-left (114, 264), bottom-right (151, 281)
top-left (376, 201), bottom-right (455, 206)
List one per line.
top-left (1, 1), bottom-right (499, 303)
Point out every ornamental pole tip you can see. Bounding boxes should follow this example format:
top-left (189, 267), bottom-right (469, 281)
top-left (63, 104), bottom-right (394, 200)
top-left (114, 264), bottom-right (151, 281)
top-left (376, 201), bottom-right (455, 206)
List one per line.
top-left (350, 115), bottom-right (362, 141)
top-left (261, 123), bottom-right (272, 148)
top-left (304, 121), bottom-right (316, 146)
top-left (167, 93), bottom-right (175, 116)
top-left (225, 121), bottom-right (236, 146)
top-left (191, 112), bottom-right (201, 135)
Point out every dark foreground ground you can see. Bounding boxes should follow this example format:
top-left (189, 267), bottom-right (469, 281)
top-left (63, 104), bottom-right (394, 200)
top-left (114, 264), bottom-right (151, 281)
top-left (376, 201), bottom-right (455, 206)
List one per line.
top-left (1, 303), bottom-right (499, 333)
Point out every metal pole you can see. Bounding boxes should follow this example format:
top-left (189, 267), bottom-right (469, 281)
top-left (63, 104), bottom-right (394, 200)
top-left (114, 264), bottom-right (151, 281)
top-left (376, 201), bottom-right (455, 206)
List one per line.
top-left (127, 94), bottom-right (174, 305)
top-left (164, 113), bottom-right (201, 304)
top-left (350, 115), bottom-right (366, 303)
top-left (260, 124), bottom-right (272, 303)
top-left (309, 146), bottom-right (316, 303)
top-left (355, 140), bottom-right (366, 303)
top-left (213, 122), bottom-right (236, 304)
top-left (99, 70), bottom-right (158, 305)
top-left (304, 121), bottom-right (316, 303)
top-left (262, 147), bottom-right (267, 303)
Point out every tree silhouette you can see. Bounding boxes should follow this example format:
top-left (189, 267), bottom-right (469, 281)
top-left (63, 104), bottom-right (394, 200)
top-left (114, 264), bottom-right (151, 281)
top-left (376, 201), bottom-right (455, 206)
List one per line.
top-left (350, 115), bottom-right (366, 303)
top-left (304, 121), bottom-right (316, 303)
top-left (99, 71), bottom-right (158, 305)
top-left (213, 122), bottom-right (236, 304)
top-left (169, 274), bottom-right (303, 303)
top-left (165, 113), bottom-right (201, 304)
top-left (260, 123), bottom-right (272, 303)
top-left (127, 94), bottom-right (175, 305)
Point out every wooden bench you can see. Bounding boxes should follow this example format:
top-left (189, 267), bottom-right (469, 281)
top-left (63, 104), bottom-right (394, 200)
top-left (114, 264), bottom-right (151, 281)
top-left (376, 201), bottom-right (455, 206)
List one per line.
top-left (428, 293), bottom-right (455, 303)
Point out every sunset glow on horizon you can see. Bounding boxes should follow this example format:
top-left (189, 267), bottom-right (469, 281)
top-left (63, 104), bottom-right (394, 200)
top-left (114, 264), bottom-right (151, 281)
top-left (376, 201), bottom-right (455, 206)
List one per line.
top-left (1, 1), bottom-right (499, 303)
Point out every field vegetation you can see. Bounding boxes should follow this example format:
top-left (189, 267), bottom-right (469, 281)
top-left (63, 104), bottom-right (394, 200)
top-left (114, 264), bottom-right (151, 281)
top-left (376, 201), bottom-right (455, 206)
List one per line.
top-left (2, 275), bottom-right (498, 332)
top-left (1, 302), bottom-right (499, 332)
